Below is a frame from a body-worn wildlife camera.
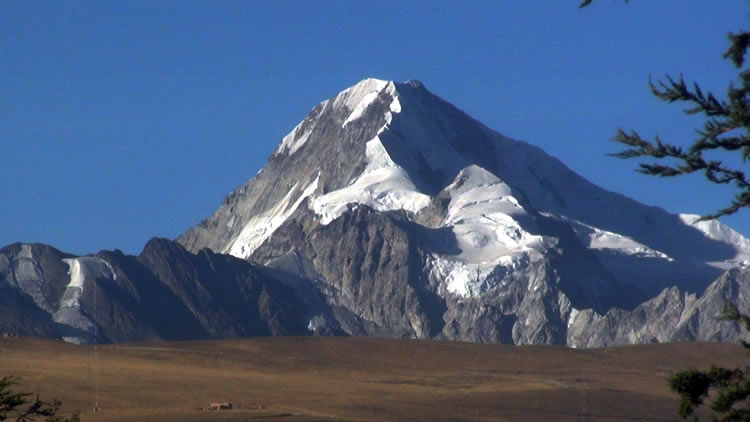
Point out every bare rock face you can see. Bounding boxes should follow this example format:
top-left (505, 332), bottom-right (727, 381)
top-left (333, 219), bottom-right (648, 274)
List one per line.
top-left (567, 267), bottom-right (750, 348)
top-left (0, 284), bottom-right (58, 338)
top-left (0, 239), bottom-right (310, 344)
top-left (251, 205), bottom-right (447, 340)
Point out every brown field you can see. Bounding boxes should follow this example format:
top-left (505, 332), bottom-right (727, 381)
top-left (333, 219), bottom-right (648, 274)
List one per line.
top-left (0, 336), bottom-right (747, 422)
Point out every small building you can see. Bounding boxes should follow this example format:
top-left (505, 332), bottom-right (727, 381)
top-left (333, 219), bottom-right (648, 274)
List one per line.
top-left (209, 402), bottom-right (233, 410)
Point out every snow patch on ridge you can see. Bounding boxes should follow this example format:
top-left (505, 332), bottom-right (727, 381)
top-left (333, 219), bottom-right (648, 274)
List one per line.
top-left (276, 100), bottom-right (329, 156)
top-left (679, 213), bottom-right (750, 267)
top-left (343, 91), bottom-right (380, 127)
top-left (444, 166), bottom-right (539, 264)
top-left (278, 121), bottom-right (312, 156)
top-left (277, 79), bottom-right (390, 155)
top-left (333, 78), bottom-right (388, 113)
top-left (389, 92), bottom-right (401, 113)
top-left (566, 219), bottom-right (674, 261)
top-left (227, 174), bottom-right (320, 258)
top-left (565, 213), bottom-right (750, 266)
top-left (54, 257), bottom-right (113, 344)
top-left (679, 214), bottom-right (750, 251)
top-left (311, 137), bottom-right (430, 224)
top-left (427, 166), bottom-right (547, 298)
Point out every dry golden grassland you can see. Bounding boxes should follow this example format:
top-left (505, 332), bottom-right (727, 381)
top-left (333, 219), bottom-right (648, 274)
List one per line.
top-left (0, 336), bottom-right (746, 421)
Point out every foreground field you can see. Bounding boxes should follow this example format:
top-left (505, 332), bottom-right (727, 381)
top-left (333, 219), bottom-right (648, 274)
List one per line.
top-left (0, 336), bottom-right (747, 421)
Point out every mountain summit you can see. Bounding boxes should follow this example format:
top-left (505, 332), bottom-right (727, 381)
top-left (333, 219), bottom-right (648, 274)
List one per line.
top-left (177, 78), bottom-right (750, 345)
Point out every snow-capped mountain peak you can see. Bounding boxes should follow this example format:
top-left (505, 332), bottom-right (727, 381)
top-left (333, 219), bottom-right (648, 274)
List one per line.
top-left (6, 77), bottom-right (750, 347)
top-left (179, 77), bottom-right (750, 318)
top-left (276, 78), bottom-right (397, 156)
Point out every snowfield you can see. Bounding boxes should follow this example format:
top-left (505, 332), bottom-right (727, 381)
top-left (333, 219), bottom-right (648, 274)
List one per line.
top-left (311, 137), bottom-right (430, 225)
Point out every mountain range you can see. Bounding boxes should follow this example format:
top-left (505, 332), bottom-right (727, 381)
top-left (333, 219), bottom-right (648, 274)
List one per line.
top-left (4, 78), bottom-right (749, 347)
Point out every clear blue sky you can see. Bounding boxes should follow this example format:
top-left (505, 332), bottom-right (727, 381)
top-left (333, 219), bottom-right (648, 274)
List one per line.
top-left (2, 1), bottom-right (748, 255)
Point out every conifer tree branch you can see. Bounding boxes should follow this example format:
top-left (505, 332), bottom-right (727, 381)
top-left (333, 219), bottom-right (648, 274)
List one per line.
top-left (0, 376), bottom-right (77, 422)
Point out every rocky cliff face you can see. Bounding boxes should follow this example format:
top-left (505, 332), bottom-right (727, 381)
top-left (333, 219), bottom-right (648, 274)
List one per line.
top-left (568, 267), bottom-right (750, 347)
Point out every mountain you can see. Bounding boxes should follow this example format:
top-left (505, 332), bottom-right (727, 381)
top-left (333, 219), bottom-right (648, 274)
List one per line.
top-left (177, 78), bottom-right (750, 345)
top-left (3, 78), bottom-right (749, 346)
top-left (0, 239), bottom-right (310, 344)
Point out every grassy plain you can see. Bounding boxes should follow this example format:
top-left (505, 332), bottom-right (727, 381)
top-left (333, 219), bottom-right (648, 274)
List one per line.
top-left (1, 336), bottom-right (747, 421)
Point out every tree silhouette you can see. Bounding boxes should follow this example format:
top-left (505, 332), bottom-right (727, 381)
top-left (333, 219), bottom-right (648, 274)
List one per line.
top-left (0, 376), bottom-right (79, 422)
top-left (668, 305), bottom-right (750, 421)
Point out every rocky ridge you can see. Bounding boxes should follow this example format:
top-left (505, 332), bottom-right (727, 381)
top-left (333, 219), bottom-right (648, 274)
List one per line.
top-left (0, 239), bottom-right (309, 343)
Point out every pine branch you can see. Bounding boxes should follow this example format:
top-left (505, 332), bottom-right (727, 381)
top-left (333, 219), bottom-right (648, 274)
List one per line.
top-left (724, 32), bottom-right (750, 67)
top-left (1, 376), bottom-right (74, 422)
top-left (649, 75), bottom-right (728, 116)
top-left (610, 105), bottom-right (750, 219)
